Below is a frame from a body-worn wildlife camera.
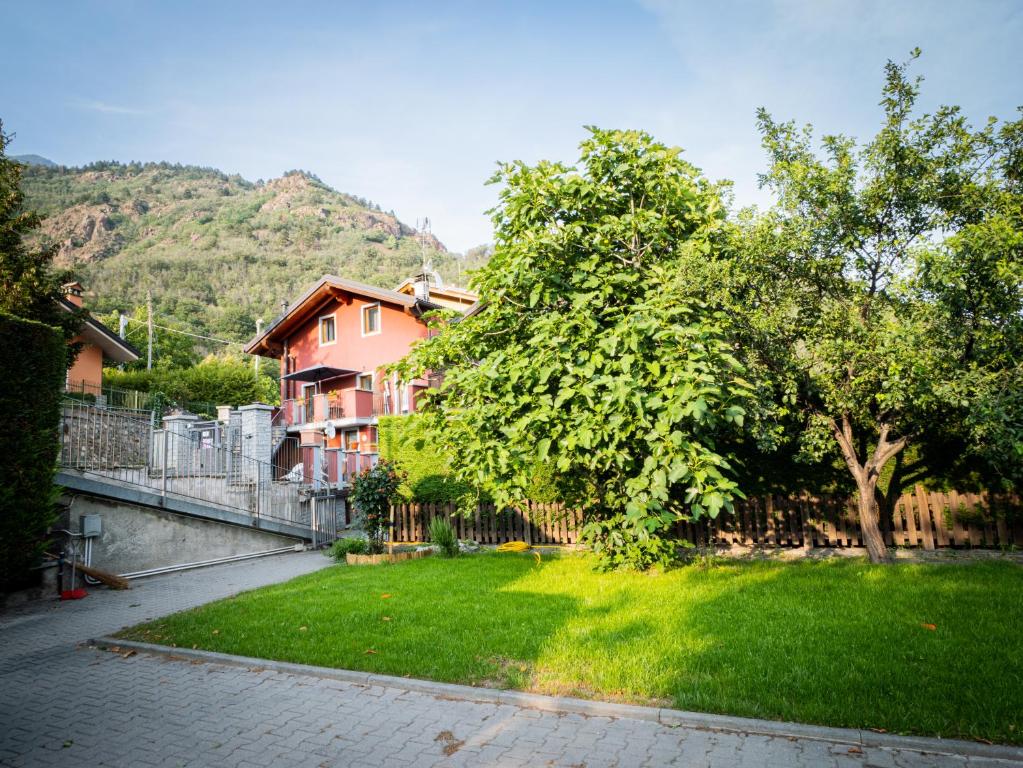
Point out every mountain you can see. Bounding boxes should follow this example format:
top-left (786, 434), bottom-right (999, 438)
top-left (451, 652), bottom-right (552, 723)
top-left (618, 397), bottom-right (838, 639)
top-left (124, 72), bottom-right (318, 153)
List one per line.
top-left (20, 161), bottom-right (481, 344)
top-left (13, 154), bottom-right (57, 167)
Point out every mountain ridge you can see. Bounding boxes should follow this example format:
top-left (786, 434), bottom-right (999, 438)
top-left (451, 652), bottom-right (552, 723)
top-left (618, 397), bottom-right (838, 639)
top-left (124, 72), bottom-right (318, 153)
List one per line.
top-left (20, 161), bottom-right (485, 343)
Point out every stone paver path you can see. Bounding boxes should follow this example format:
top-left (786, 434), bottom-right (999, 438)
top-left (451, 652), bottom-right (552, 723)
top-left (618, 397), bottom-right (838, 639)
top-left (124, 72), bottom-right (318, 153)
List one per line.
top-left (1, 552), bottom-right (1019, 767)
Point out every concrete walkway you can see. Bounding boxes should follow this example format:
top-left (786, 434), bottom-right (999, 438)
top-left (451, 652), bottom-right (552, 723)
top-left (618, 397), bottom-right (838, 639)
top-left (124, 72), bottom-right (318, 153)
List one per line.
top-left (1, 552), bottom-right (1019, 768)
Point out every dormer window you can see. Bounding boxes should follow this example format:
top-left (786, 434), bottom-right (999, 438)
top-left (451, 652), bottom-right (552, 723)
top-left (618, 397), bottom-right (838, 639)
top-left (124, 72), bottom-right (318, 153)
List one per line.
top-left (319, 314), bottom-right (336, 346)
top-left (361, 303), bottom-right (381, 336)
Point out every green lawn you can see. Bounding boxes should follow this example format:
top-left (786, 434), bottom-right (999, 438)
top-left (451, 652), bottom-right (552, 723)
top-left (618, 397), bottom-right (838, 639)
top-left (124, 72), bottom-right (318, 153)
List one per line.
top-left (119, 553), bottom-right (1023, 744)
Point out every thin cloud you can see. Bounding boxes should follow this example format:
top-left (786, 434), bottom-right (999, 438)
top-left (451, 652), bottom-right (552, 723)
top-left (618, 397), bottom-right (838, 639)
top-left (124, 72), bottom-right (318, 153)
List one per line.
top-left (72, 99), bottom-right (148, 116)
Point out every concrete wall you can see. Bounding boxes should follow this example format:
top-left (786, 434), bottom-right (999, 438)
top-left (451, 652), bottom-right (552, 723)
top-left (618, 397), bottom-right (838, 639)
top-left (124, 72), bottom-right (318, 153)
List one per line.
top-left (63, 494), bottom-right (303, 575)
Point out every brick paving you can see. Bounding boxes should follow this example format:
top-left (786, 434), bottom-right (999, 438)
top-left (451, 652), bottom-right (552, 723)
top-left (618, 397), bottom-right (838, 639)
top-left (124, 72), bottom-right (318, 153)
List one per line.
top-left (1, 551), bottom-right (1019, 767)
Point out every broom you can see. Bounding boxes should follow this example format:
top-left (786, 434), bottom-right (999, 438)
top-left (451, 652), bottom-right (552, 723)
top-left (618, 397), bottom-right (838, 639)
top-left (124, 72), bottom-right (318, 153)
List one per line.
top-left (45, 554), bottom-right (131, 590)
top-left (77, 562), bottom-right (131, 590)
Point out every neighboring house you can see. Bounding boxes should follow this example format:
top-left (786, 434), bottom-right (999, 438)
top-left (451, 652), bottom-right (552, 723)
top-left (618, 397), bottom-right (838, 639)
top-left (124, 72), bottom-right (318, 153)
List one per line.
top-left (243, 274), bottom-right (476, 486)
top-left (61, 282), bottom-right (140, 392)
top-left (393, 276), bottom-right (478, 313)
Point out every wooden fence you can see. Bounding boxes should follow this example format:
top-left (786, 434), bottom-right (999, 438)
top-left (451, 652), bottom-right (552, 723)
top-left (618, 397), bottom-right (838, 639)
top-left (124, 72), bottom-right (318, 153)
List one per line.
top-left (390, 487), bottom-right (1023, 550)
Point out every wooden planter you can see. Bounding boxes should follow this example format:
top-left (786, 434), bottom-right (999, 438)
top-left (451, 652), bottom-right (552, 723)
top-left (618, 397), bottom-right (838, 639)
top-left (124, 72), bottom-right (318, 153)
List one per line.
top-left (345, 549), bottom-right (432, 566)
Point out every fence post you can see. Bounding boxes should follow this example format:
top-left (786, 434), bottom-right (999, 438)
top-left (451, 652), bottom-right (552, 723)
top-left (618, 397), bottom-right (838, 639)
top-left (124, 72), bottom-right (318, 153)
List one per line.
top-left (161, 427), bottom-right (168, 498)
top-left (311, 496), bottom-right (318, 548)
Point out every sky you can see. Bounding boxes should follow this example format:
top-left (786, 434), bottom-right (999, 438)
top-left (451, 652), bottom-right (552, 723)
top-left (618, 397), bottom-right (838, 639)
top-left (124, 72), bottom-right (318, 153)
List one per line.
top-left (2, 0), bottom-right (1021, 253)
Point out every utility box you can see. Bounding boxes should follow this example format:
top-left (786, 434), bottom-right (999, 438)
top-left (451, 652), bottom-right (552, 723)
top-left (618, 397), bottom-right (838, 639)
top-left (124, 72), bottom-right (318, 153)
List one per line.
top-left (81, 514), bottom-right (102, 538)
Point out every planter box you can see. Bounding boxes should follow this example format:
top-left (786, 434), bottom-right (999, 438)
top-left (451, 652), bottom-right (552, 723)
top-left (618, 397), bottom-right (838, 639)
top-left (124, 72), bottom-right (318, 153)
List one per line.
top-left (345, 549), bottom-right (432, 566)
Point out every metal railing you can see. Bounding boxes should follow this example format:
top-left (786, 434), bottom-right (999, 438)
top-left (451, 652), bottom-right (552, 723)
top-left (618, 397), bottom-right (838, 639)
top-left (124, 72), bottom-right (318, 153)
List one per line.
top-left (64, 380), bottom-right (218, 418)
top-left (59, 400), bottom-right (340, 542)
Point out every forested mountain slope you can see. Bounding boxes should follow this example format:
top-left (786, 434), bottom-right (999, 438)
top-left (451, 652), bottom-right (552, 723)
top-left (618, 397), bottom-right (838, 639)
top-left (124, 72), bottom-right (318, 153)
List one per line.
top-left (21, 161), bottom-right (481, 341)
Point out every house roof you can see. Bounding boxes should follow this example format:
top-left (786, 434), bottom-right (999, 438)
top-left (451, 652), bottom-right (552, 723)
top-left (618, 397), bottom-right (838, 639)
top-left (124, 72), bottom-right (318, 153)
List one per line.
top-left (59, 298), bottom-right (141, 364)
top-left (243, 275), bottom-right (442, 358)
top-left (393, 278), bottom-right (478, 305)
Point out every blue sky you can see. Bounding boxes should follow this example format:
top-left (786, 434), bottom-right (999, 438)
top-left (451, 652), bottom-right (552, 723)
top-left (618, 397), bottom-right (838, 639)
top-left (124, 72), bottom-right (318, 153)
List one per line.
top-left (2, 0), bottom-right (1021, 252)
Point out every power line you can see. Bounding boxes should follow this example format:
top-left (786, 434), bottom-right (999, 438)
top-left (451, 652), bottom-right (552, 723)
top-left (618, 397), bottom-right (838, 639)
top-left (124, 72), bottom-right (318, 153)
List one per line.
top-left (125, 317), bottom-right (243, 346)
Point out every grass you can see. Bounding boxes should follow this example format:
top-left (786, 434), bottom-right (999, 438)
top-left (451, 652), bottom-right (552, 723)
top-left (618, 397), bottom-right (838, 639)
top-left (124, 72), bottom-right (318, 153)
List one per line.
top-left (118, 553), bottom-right (1023, 745)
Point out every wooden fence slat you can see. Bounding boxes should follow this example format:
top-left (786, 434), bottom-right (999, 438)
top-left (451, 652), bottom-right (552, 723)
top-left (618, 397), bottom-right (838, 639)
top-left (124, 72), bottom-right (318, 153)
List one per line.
top-left (967, 493), bottom-right (983, 547)
top-left (902, 493), bottom-right (918, 547)
top-left (930, 492), bottom-right (948, 547)
top-left (915, 485), bottom-right (934, 550)
top-left (981, 492), bottom-right (997, 546)
top-left (782, 500), bottom-right (794, 546)
top-left (798, 495), bottom-right (811, 551)
top-left (994, 495), bottom-right (1010, 547)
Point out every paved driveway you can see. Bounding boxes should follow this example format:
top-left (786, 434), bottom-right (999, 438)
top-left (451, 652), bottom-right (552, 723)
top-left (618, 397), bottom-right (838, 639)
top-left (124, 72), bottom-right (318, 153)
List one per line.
top-left (1, 552), bottom-right (1019, 767)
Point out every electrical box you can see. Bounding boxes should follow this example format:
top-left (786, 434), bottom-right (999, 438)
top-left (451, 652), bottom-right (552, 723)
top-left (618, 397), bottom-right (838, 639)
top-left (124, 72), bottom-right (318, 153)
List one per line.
top-left (81, 515), bottom-right (102, 538)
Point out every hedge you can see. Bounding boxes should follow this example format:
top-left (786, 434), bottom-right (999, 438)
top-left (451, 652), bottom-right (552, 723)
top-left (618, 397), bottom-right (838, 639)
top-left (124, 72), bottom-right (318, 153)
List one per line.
top-left (377, 414), bottom-right (471, 504)
top-left (377, 414), bottom-right (562, 505)
top-left (0, 312), bottom-right (66, 591)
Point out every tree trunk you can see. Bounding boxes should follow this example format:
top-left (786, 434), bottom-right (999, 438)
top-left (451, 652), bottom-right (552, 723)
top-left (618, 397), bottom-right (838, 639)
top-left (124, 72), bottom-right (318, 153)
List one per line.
top-left (831, 414), bottom-right (906, 565)
top-left (856, 475), bottom-right (889, 564)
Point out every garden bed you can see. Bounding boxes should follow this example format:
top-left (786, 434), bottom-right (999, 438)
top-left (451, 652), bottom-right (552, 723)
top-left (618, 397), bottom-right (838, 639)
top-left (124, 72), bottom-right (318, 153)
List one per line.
top-left (345, 549), bottom-right (432, 566)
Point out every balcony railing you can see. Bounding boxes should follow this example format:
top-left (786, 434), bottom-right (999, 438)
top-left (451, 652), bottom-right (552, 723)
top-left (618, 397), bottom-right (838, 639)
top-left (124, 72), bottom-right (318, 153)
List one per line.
top-left (281, 388), bottom-right (376, 427)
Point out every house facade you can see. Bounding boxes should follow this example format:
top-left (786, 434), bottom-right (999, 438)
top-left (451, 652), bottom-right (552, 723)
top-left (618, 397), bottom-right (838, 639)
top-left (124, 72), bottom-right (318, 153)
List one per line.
top-left (243, 274), bottom-right (475, 487)
top-left (61, 281), bottom-right (140, 392)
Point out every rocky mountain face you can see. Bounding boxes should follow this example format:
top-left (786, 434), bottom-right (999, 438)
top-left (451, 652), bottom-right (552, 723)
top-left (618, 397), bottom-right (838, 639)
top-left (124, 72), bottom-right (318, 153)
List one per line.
top-left (21, 162), bottom-right (475, 342)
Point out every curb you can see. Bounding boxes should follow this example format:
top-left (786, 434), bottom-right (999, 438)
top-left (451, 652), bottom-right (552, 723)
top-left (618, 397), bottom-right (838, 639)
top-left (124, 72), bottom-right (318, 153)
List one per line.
top-left (94, 637), bottom-right (1023, 763)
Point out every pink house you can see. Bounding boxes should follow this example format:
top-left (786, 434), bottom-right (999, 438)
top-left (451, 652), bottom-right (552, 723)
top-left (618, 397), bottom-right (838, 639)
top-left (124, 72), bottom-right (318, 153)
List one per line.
top-left (244, 275), bottom-right (474, 485)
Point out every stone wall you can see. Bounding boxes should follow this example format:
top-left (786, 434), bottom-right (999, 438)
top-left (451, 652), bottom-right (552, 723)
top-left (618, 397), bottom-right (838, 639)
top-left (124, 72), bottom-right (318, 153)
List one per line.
top-left (60, 404), bottom-right (150, 469)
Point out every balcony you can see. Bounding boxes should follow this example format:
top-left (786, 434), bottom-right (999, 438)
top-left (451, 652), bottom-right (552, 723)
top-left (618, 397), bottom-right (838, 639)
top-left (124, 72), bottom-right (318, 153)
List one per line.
top-left (281, 387), bottom-right (376, 427)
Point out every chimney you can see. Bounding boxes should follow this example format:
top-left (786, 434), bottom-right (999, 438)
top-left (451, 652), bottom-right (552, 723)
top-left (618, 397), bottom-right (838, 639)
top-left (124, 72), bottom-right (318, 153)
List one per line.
top-left (280, 299), bottom-right (289, 315)
top-left (62, 281), bottom-right (84, 307)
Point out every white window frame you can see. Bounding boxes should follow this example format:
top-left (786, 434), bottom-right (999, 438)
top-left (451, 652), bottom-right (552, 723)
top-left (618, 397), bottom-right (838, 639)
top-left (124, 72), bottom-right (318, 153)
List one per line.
top-left (360, 302), bottom-right (381, 337)
top-left (357, 372), bottom-right (374, 392)
top-left (318, 312), bottom-right (337, 346)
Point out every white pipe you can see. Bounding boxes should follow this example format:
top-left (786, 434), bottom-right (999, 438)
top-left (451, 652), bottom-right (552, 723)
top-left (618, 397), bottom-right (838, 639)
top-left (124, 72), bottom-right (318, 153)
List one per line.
top-left (119, 544), bottom-right (304, 580)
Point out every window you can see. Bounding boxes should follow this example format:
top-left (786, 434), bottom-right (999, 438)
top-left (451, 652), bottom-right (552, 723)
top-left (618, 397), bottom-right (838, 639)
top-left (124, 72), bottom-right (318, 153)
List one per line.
top-left (319, 314), bottom-right (336, 346)
top-left (343, 429), bottom-right (359, 451)
top-left (361, 303), bottom-right (381, 336)
top-left (357, 373), bottom-right (374, 391)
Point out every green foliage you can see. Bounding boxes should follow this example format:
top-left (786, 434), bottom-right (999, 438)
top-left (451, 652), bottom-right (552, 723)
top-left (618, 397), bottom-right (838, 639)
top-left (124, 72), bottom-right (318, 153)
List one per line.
top-left (101, 306), bottom-right (200, 370)
top-left (377, 415), bottom-right (471, 503)
top-left (103, 354), bottom-right (279, 411)
top-left (731, 51), bottom-right (1023, 560)
top-left (428, 517), bottom-right (459, 558)
top-left (0, 312), bottom-right (65, 590)
top-left (0, 122), bottom-right (83, 344)
top-left (399, 128), bottom-right (757, 569)
top-left (329, 537), bottom-right (368, 561)
top-left (19, 163), bottom-right (483, 346)
top-left (349, 460), bottom-right (405, 550)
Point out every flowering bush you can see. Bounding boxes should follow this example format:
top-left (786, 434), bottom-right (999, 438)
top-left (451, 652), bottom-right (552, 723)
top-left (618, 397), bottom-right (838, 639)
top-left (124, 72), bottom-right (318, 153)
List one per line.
top-left (349, 460), bottom-right (405, 553)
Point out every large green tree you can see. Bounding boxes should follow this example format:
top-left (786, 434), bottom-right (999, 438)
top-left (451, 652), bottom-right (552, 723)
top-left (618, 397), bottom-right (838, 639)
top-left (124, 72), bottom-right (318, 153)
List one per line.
top-left (399, 128), bottom-right (757, 569)
top-left (735, 52), bottom-right (1022, 563)
top-left (0, 121), bottom-right (82, 341)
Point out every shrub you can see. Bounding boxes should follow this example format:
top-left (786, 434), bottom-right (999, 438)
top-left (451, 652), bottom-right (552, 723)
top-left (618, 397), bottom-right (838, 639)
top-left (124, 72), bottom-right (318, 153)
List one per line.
top-left (329, 537), bottom-right (367, 561)
top-left (0, 313), bottom-right (65, 591)
top-left (429, 517), bottom-right (459, 558)
top-left (377, 415), bottom-right (471, 504)
top-left (350, 460), bottom-right (404, 551)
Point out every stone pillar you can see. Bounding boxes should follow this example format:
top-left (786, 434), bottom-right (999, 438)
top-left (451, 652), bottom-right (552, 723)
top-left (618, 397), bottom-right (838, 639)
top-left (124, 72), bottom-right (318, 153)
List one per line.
top-left (216, 405), bottom-right (234, 424)
top-left (163, 413), bottom-right (198, 476)
top-left (240, 403), bottom-right (274, 484)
